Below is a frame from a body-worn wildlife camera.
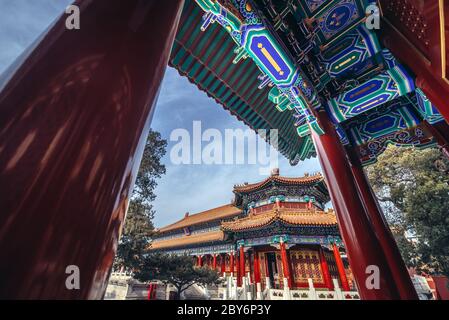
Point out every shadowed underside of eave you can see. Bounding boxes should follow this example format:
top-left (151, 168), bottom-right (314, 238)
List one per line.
top-left (168, 0), bottom-right (316, 162)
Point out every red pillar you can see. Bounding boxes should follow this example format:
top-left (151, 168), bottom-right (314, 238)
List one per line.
top-left (346, 146), bottom-right (418, 299)
top-left (212, 254), bottom-right (217, 270)
top-left (253, 250), bottom-right (261, 284)
top-left (230, 252), bottom-right (234, 275)
top-left (0, 0), bottom-right (184, 299)
top-left (197, 256), bottom-right (203, 267)
top-left (333, 244), bottom-right (350, 291)
top-left (320, 248), bottom-right (333, 290)
top-left (221, 254), bottom-right (226, 274)
top-left (147, 284), bottom-right (154, 301)
top-left (238, 245), bottom-right (245, 286)
top-left (280, 241), bottom-right (292, 288)
top-left (311, 110), bottom-right (399, 299)
top-left (151, 283), bottom-right (157, 300)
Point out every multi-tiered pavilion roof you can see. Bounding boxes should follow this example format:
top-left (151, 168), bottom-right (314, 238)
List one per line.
top-left (151, 172), bottom-right (338, 252)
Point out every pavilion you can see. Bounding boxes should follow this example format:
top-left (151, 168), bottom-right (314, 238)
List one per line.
top-left (151, 170), bottom-right (355, 295)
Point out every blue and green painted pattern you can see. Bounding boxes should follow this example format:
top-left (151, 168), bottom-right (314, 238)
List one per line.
top-left (298, 136), bottom-right (316, 158)
top-left (320, 25), bottom-right (381, 78)
top-left (303, 0), bottom-right (329, 15)
top-left (170, 0), bottom-right (314, 164)
top-left (381, 49), bottom-right (398, 69)
top-left (314, 0), bottom-right (365, 43)
top-left (187, 0), bottom-right (442, 167)
top-left (327, 65), bottom-right (415, 123)
top-left (349, 104), bottom-right (420, 146)
top-left (335, 123), bottom-right (350, 145)
top-left (195, 0), bottom-right (324, 138)
top-left (347, 99), bottom-right (437, 165)
top-left (238, 235), bottom-right (342, 247)
top-left (415, 88), bottom-right (445, 125)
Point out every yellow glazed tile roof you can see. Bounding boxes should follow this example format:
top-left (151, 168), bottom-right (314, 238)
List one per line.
top-left (150, 230), bottom-right (225, 250)
top-left (157, 204), bottom-right (241, 233)
top-left (233, 173), bottom-right (324, 193)
top-left (221, 207), bottom-right (337, 232)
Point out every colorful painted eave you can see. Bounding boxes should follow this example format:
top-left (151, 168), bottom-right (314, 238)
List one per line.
top-left (169, 0), bottom-right (317, 163)
top-left (221, 207), bottom-right (338, 232)
top-left (171, 0), bottom-right (445, 168)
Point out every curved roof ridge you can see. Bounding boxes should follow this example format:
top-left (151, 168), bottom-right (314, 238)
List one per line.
top-left (221, 206), bottom-right (336, 232)
top-left (233, 173), bottom-right (324, 193)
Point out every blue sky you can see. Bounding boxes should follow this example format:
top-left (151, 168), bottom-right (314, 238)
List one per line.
top-left (0, 0), bottom-right (322, 228)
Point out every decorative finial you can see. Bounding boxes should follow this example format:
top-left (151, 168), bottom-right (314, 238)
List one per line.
top-left (271, 168), bottom-right (280, 176)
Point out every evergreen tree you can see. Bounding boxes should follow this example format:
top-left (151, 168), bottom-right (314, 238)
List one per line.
top-left (114, 130), bottom-right (167, 270)
top-left (134, 253), bottom-right (222, 300)
top-left (366, 145), bottom-right (449, 276)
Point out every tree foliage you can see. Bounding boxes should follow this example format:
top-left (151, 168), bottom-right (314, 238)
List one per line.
top-left (112, 130), bottom-right (221, 300)
top-left (134, 253), bottom-right (222, 300)
top-left (114, 130), bottom-right (167, 269)
top-left (366, 145), bottom-right (449, 276)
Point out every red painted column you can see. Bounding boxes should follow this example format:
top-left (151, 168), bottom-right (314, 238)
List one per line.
top-left (238, 245), bottom-right (245, 286)
top-left (0, 0), bottom-right (184, 299)
top-left (346, 146), bottom-right (418, 299)
top-left (253, 250), bottom-right (261, 284)
top-left (320, 248), bottom-right (333, 290)
top-left (333, 244), bottom-right (350, 291)
top-left (152, 283), bottom-right (157, 300)
top-left (147, 284), bottom-right (153, 300)
top-left (230, 252), bottom-right (234, 275)
top-left (235, 253), bottom-right (240, 286)
top-left (212, 254), bottom-right (217, 270)
top-left (280, 241), bottom-right (292, 288)
top-left (198, 256), bottom-right (203, 267)
top-left (311, 110), bottom-right (400, 299)
top-left (221, 254), bottom-right (226, 274)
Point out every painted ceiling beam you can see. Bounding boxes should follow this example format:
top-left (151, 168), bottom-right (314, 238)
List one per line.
top-left (327, 64), bottom-right (415, 123)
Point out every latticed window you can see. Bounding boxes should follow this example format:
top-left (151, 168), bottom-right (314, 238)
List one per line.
top-left (290, 250), bottom-right (324, 285)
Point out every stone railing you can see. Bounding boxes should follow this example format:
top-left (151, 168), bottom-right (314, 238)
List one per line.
top-left (267, 279), bottom-right (359, 300)
top-left (218, 275), bottom-right (360, 301)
